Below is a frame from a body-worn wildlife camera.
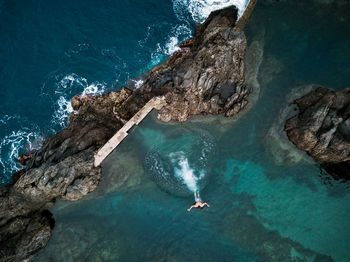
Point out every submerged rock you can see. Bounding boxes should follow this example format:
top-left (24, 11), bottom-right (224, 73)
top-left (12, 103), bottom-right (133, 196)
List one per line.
top-left (285, 87), bottom-right (350, 178)
top-left (221, 208), bottom-right (333, 262)
top-left (264, 85), bottom-right (317, 166)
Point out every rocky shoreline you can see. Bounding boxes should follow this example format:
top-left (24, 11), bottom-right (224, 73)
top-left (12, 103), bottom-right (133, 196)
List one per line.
top-left (285, 87), bottom-right (350, 179)
top-left (1, 2), bottom-right (349, 261)
top-left (0, 6), bottom-right (252, 261)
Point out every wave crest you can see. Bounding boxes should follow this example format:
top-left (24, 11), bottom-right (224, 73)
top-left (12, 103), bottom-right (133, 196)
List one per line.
top-left (147, 24), bottom-right (192, 69)
top-left (172, 0), bottom-right (250, 24)
top-left (47, 73), bottom-right (106, 128)
top-left (0, 115), bottom-right (43, 184)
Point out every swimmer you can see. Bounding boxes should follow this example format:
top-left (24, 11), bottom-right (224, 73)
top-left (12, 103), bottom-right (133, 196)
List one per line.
top-left (187, 190), bottom-right (210, 211)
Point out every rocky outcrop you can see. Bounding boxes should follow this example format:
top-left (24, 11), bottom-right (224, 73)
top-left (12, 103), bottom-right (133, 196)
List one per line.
top-left (0, 185), bottom-right (54, 262)
top-left (285, 87), bottom-right (350, 178)
top-left (0, 5), bottom-right (252, 261)
top-left (146, 6), bottom-right (249, 122)
top-left (264, 85), bottom-right (317, 166)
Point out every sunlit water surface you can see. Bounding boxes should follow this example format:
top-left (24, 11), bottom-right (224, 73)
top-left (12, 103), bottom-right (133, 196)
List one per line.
top-left (35, 1), bottom-right (350, 261)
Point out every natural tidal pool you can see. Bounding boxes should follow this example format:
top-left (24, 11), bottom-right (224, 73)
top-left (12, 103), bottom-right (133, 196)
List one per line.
top-left (36, 1), bottom-right (350, 262)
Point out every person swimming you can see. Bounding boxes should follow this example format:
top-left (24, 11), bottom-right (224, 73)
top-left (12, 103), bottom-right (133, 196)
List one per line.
top-left (187, 190), bottom-right (210, 211)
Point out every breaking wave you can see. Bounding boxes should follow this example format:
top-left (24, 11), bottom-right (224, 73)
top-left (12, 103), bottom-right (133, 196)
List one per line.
top-left (0, 115), bottom-right (43, 184)
top-left (147, 24), bottom-right (192, 69)
top-left (172, 0), bottom-right (250, 23)
top-left (48, 73), bottom-right (106, 128)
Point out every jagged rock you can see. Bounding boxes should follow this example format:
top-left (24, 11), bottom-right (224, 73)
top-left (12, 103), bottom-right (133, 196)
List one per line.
top-left (285, 87), bottom-right (350, 178)
top-left (0, 87), bottom-right (134, 261)
top-left (0, 208), bottom-right (54, 262)
top-left (0, 5), bottom-right (252, 261)
top-left (264, 85), bottom-right (317, 166)
top-left (15, 151), bottom-right (101, 202)
top-left (143, 6), bottom-right (249, 122)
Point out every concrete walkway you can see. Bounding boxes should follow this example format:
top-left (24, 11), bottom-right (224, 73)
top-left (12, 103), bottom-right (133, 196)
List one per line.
top-left (94, 96), bottom-right (166, 167)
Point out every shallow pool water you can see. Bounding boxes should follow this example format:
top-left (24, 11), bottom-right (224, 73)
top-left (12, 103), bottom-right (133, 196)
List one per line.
top-left (36, 1), bottom-right (350, 261)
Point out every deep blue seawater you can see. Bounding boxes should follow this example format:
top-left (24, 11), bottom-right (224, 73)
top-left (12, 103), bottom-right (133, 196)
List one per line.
top-left (1, 0), bottom-right (350, 261)
top-left (0, 0), bottom-right (200, 182)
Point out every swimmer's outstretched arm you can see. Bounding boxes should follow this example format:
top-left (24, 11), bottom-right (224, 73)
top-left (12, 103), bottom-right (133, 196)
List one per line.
top-left (187, 205), bottom-right (196, 211)
top-left (204, 202), bottom-right (210, 207)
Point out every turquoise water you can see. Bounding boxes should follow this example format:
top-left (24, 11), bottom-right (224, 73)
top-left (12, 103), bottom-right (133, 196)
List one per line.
top-left (20, 0), bottom-right (350, 261)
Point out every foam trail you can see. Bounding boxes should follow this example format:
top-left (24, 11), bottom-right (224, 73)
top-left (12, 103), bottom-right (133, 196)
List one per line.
top-left (173, 0), bottom-right (251, 23)
top-left (171, 152), bottom-right (204, 192)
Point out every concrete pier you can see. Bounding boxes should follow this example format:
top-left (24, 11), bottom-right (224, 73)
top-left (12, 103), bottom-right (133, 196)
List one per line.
top-left (236, 0), bottom-right (258, 30)
top-left (94, 96), bottom-right (166, 167)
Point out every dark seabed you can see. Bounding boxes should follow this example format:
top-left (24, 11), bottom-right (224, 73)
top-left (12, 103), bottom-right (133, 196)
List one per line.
top-left (2, 0), bottom-right (350, 261)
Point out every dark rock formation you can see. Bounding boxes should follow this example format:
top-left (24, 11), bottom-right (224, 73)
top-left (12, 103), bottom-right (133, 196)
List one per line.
top-left (0, 89), bottom-right (134, 261)
top-left (150, 6), bottom-right (249, 122)
top-left (0, 185), bottom-right (54, 262)
top-left (264, 84), bottom-right (317, 166)
top-left (0, 5), bottom-right (251, 261)
top-left (285, 87), bottom-right (350, 178)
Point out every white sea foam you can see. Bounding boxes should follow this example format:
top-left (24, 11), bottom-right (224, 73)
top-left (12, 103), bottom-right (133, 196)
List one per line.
top-left (0, 115), bottom-right (42, 183)
top-left (149, 24), bottom-right (192, 68)
top-left (51, 73), bottom-right (106, 128)
top-left (166, 25), bottom-right (192, 55)
top-left (132, 79), bottom-right (144, 89)
top-left (53, 96), bottom-right (74, 128)
top-left (170, 151), bottom-right (204, 192)
top-left (172, 0), bottom-right (250, 23)
top-left (81, 83), bottom-right (106, 96)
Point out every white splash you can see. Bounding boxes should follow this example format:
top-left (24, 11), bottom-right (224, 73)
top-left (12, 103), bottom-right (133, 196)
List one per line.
top-left (165, 37), bottom-right (181, 55)
top-left (133, 79), bottom-right (144, 89)
top-left (53, 96), bottom-right (74, 128)
top-left (52, 73), bottom-right (106, 128)
top-left (173, 0), bottom-right (251, 23)
top-left (0, 115), bottom-right (42, 183)
top-left (170, 152), bottom-right (204, 192)
top-left (81, 83), bottom-right (106, 96)
top-left (149, 24), bottom-right (192, 68)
